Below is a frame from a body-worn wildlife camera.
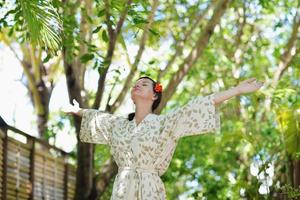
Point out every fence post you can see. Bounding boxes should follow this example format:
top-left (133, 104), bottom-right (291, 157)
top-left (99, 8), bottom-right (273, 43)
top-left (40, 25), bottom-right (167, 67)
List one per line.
top-left (29, 139), bottom-right (35, 200)
top-left (1, 128), bottom-right (8, 200)
top-left (64, 155), bottom-right (69, 200)
top-left (0, 120), bottom-right (75, 200)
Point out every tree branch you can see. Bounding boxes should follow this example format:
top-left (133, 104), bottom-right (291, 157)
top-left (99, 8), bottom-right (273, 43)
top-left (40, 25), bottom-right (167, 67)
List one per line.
top-left (119, 33), bottom-right (134, 69)
top-left (104, 0), bottom-right (114, 38)
top-left (109, 0), bottom-right (159, 113)
top-left (93, 0), bottom-right (133, 109)
top-left (30, 43), bottom-right (41, 81)
top-left (272, 12), bottom-right (300, 87)
top-left (155, 0), bottom-right (231, 113)
top-left (0, 33), bottom-right (23, 63)
top-left (157, 0), bottom-right (214, 81)
top-left (114, 0), bottom-right (132, 36)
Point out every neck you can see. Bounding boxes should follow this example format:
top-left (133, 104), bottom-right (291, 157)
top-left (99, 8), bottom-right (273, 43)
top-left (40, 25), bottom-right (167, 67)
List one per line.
top-left (134, 101), bottom-right (152, 123)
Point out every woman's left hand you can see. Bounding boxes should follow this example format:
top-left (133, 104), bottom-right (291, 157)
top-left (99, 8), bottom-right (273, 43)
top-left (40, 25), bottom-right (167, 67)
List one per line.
top-left (236, 78), bottom-right (264, 94)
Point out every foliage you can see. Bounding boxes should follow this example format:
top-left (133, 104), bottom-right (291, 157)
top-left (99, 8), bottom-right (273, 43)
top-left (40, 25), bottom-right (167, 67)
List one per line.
top-left (1, 0), bottom-right (300, 199)
top-left (279, 184), bottom-right (300, 200)
top-left (0, 0), bottom-right (62, 53)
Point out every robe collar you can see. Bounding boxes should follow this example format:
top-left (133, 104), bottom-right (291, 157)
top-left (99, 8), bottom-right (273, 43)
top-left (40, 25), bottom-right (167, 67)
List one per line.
top-left (132, 113), bottom-right (157, 127)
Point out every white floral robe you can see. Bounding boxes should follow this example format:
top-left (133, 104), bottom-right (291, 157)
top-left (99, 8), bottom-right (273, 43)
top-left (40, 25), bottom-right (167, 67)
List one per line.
top-left (79, 93), bottom-right (221, 200)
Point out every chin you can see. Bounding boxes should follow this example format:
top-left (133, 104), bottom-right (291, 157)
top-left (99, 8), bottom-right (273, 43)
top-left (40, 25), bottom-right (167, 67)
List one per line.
top-left (130, 95), bottom-right (136, 103)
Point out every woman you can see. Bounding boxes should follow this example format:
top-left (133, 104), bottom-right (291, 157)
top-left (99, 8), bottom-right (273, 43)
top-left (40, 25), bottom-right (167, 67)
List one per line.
top-left (64, 76), bottom-right (263, 200)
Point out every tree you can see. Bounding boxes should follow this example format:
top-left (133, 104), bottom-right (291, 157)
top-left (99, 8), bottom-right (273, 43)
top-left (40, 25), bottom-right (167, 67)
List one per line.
top-left (1, 0), bottom-right (299, 199)
top-left (0, 0), bottom-right (62, 137)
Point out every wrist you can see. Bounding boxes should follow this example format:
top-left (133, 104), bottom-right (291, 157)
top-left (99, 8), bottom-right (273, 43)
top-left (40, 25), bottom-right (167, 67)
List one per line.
top-left (74, 109), bottom-right (83, 117)
top-left (232, 86), bottom-right (242, 96)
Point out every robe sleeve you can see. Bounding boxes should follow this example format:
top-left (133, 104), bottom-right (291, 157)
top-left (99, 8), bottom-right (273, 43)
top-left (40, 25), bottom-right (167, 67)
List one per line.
top-left (79, 109), bottom-right (116, 145)
top-left (164, 93), bottom-right (221, 140)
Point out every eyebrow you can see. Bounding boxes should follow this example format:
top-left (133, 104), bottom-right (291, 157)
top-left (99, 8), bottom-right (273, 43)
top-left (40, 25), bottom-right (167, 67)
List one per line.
top-left (136, 80), bottom-right (151, 84)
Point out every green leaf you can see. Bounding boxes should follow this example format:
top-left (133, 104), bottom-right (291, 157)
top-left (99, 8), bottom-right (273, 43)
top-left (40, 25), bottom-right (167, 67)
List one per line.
top-left (111, 0), bottom-right (124, 11)
top-left (98, 9), bottom-right (105, 17)
top-left (149, 28), bottom-right (159, 36)
top-left (102, 30), bottom-right (109, 42)
top-left (98, 66), bottom-right (105, 74)
top-left (100, 59), bottom-right (110, 67)
top-left (8, 27), bottom-right (14, 36)
top-left (42, 54), bottom-right (52, 63)
top-left (81, 7), bottom-right (93, 24)
top-left (92, 60), bottom-right (99, 69)
top-left (18, 0), bottom-right (62, 52)
top-left (148, 60), bottom-right (155, 65)
top-left (132, 16), bottom-right (148, 24)
top-left (92, 25), bottom-right (102, 34)
top-left (80, 54), bottom-right (94, 63)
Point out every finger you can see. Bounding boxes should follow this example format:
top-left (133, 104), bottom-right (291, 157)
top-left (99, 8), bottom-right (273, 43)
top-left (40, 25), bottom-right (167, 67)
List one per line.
top-left (72, 99), bottom-right (78, 106)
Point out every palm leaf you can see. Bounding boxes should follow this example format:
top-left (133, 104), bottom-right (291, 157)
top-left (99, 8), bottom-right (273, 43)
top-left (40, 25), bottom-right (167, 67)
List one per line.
top-left (276, 108), bottom-right (300, 158)
top-left (18, 0), bottom-right (62, 53)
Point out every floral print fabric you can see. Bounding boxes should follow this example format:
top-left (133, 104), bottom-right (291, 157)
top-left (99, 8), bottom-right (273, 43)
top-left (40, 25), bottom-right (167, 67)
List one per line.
top-left (79, 93), bottom-right (221, 200)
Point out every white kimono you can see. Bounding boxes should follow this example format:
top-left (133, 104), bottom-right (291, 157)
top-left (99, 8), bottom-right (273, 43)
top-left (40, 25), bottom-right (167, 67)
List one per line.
top-left (79, 93), bottom-right (221, 200)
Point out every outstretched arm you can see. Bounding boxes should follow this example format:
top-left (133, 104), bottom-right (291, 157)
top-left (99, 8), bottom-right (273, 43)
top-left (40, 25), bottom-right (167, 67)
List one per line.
top-left (213, 78), bottom-right (264, 106)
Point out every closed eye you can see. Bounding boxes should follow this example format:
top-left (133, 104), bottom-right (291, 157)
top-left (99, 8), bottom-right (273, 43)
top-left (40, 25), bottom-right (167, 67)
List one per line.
top-left (134, 84), bottom-right (148, 87)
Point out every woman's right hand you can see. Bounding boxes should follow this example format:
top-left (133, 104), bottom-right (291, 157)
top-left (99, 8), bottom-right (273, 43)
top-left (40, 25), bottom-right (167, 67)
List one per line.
top-left (62, 99), bottom-right (82, 116)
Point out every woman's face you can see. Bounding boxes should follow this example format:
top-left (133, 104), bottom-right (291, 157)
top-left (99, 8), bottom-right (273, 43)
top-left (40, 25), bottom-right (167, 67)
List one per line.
top-left (130, 78), bottom-right (157, 103)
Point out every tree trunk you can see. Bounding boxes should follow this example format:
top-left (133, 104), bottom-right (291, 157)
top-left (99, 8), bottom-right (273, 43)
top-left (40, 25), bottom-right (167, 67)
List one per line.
top-left (294, 159), bottom-right (300, 188)
top-left (36, 80), bottom-right (52, 137)
top-left (89, 159), bottom-right (118, 199)
top-left (76, 130), bottom-right (95, 200)
top-left (23, 62), bottom-right (52, 138)
top-left (63, 47), bottom-right (95, 199)
top-left (37, 113), bottom-right (48, 137)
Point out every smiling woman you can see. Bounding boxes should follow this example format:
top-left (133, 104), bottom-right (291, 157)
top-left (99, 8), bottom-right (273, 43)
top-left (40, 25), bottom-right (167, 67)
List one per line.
top-left (62, 76), bottom-right (263, 200)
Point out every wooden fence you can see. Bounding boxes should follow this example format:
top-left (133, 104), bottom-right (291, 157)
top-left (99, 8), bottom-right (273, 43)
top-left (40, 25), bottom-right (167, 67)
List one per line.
top-left (0, 122), bottom-right (76, 200)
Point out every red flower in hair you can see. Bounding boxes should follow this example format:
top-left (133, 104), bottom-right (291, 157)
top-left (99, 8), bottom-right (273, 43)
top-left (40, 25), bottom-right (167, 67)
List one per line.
top-left (154, 83), bottom-right (163, 93)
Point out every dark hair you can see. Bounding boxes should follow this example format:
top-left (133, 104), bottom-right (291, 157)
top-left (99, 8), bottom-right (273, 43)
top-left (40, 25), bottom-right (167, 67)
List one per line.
top-left (128, 76), bottom-right (162, 121)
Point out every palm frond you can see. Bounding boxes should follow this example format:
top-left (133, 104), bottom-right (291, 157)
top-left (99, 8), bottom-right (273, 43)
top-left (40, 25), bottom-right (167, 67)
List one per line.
top-left (18, 0), bottom-right (62, 53)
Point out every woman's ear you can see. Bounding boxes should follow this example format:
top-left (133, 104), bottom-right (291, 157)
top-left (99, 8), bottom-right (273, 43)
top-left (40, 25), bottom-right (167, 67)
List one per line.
top-left (152, 93), bottom-right (158, 101)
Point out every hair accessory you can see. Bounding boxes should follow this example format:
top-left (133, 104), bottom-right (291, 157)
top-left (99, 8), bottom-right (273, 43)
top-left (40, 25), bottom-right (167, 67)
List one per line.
top-left (154, 83), bottom-right (163, 93)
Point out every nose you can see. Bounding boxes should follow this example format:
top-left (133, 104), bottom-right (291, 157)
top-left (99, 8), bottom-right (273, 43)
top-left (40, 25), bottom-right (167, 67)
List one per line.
top-left (134, 84), bottom-right (140, 90)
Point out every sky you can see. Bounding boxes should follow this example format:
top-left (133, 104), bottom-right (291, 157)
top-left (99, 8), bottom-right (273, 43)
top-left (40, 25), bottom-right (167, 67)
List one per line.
top-left (0, 44), bottom-right (77, 151)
